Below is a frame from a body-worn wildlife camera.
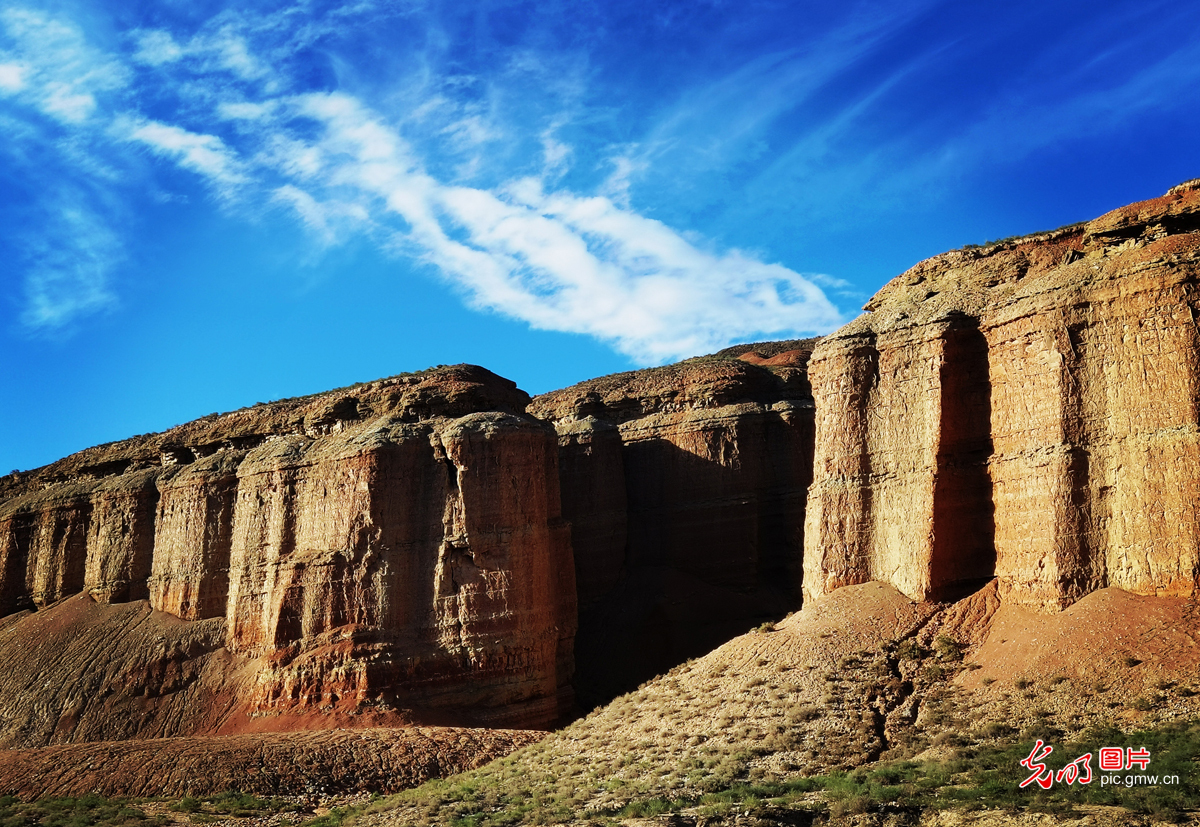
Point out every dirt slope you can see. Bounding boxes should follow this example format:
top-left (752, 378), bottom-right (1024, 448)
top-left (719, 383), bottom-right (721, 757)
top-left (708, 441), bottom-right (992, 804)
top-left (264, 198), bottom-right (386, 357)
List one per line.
top-left (0, 727), bottom-right (540, 798)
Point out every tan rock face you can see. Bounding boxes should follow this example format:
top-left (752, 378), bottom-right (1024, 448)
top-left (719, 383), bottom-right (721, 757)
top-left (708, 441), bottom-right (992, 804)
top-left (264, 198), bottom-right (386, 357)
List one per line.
top-left (4, 181), bottom-right (1199, 754)
top-left (805, 180), bottom-right (1200, 609)
top-left (530, 345), bottom-right (816, 704)
top-left (151, 453), bottom-right (240, 620)
top-left (0, 366), bottom-right (575, 738)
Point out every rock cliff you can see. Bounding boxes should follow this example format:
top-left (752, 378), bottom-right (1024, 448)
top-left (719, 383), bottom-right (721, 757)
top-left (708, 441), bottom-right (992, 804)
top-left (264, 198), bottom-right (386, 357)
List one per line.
top-left (0, 365), bottom-right (576, 739)
top-left (804, 179), bottom-right (1200, 609)
top-left (4, 180), bottom-right (1200, 767)
top-left (529, 343), bottom-right (816, 705)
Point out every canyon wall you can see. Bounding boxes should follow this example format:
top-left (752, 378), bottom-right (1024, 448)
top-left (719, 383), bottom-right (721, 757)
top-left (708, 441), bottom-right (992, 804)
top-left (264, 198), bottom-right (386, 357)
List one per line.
top-left (529, 344), bottom-right (815, 705)
top-left (804, 179), bottom-right (1200, 609)
top-left (0, 366), bottom-right (576, 741)
top-left (4, 181), bottom-right (1200, 748)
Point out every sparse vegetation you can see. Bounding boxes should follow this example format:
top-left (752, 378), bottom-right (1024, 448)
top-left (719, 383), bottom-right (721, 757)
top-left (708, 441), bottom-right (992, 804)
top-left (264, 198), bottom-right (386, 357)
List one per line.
top-left (276, 603), bottom-right (1196, 827)
top-left (320, 718), bottom-right (1199, 825)
top-left (0, 795), bottom-right (163, 827)
top-left (933, 634), bottom-right (963, 662)
top-left (0, 793), bottom-right (307, 827)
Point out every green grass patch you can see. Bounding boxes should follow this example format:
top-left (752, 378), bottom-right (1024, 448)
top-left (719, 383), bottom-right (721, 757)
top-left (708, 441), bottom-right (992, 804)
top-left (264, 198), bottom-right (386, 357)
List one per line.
top-left (0, 794), bottom-right (161, 827)
top-left (0, 791), bottom-right (311, 827)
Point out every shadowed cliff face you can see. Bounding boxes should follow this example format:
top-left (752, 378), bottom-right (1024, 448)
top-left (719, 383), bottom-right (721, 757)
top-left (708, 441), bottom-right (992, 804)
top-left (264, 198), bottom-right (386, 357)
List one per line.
top-left (805, 179), bottom-right (1200, 609)
top-left (3, 183), bottom-right (1200, 762)
top-left (529, 347), bottom-right (817, 707)
top-left (0, 366), bottom-right (576, 740)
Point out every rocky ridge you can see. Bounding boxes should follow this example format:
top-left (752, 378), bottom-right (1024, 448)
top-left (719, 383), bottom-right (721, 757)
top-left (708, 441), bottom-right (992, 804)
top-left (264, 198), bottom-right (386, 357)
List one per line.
top-left (0, 726), bottom-right (540, 799)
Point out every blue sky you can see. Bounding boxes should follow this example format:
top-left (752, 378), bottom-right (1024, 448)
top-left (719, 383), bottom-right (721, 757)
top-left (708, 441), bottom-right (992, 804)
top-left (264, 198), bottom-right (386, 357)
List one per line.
top-left (2, 0), bottom-right (1198, 473)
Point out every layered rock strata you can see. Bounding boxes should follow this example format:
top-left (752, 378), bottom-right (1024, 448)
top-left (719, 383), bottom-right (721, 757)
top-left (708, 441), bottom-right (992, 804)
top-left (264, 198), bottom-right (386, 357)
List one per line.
top-left (0, 366), bottom-right (576, 737)
top-left (5, 180), bottom-right (1200, 759)
top-left (529, 343), bottom-right (816, 704)
top-left (805, 180), bottom-right (1200, 609)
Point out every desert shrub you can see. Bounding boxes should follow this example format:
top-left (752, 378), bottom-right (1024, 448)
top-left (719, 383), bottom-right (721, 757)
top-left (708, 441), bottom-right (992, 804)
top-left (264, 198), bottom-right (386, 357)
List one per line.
top-left (828, 794), bottom-right (871, 816)
top-left (170, 798), bottom-right (200, 814)
top-left (933, 635), bottom-right (963, 662)
top-left (787, 705), bottom-right (822, 723)
top-left (1131, 695), bottom-right (1159, 712)
top-left (933, 731), bottom-right (964, 747)
top-left (979, 721), bottom-right (1014, 739)
top-left (896, 639), bottom-right (925, 661)
top-left (0, 796), bottom-right (160, 827)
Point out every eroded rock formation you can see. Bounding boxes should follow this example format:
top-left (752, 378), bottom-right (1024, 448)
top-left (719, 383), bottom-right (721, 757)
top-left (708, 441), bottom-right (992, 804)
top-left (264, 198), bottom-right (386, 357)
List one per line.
top-left (804, 179), bottom-right (1200, 609)
top-left (4, 180), bottom-right (1200, 768)
top-left (529, 343), bottom-right (816, 705)
top-left (0, 366), bottom-right (575, 738)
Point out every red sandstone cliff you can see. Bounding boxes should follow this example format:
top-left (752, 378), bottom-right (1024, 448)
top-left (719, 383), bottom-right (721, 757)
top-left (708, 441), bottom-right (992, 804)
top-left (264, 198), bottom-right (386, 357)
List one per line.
top-left (0, 366), bottom-right (576, 743)
top-left (4, 180), bottom-right (1200, 762)
top-left (804, 179), bottom-right (1200, 609)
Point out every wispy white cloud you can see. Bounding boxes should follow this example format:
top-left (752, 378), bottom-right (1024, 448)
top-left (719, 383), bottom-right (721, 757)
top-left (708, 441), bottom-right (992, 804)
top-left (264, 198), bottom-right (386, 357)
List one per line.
top-left (0, 8), bottom-right (131, 330)
top-left (272, 184), bottom-right (369, 246)
top-left (539, 124), bottom-right (573, 180)
top-left (275, 92), bottom-right (841, 360)
top-left (612, 5), bottom-right (931, 200)
top-left (18, 195), bottom-right (119, 330)
top-left (126, 120), bottom-right (248, 190)
top-left (131, 29), bottom-right (183, 66)
top-left (0, 62), bottom-right (25, 91)
top-left (2, 3), bottom-right (843, 356)
top-left (600, 152), bottom-right (646, 209)
top-left (0, 7), bottom-right (127, 123)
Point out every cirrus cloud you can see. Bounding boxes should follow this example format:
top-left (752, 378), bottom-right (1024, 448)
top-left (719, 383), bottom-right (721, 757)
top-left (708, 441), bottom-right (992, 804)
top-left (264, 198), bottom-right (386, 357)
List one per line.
top-left (2, 3), bottom-right (843, 358)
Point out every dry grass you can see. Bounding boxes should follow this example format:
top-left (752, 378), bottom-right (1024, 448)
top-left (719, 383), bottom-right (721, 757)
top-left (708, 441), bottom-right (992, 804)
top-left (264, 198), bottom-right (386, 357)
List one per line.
top-left (329, 583), bottom-right (1200, 827)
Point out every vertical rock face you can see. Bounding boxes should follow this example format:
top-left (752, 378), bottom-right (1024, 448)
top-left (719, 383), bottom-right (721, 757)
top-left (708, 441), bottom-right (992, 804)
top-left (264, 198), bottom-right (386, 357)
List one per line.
top-left (5, 180), bottom-right (1200, 750)
top-left (0, 366), bottom-right (575, 738)
top-left (151, 454), bottom-right (240, 620)
top-left (85, 471), bottom-right (161, 604)
top-left (805, 180), bottom-right (1200, 609)
top-left (529, 344), bottom-right (816, 705)
top-left (804, 320), bottom-right (994, 603)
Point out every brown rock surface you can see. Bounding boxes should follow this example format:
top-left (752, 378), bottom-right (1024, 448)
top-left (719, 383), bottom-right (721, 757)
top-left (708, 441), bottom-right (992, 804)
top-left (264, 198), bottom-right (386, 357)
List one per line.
top-left (805, 180), bottom-right (1200, 609)
top-left (0, 726), bottom-right (542, 798)
top-left (0, 595), bottom-right (233, 748)
top-left (0, 365), bottom-right (575, 739)
top-left (6, 181), bottom-right (1200, 806)
top-left (529, 344), bottom-right (816, 705)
